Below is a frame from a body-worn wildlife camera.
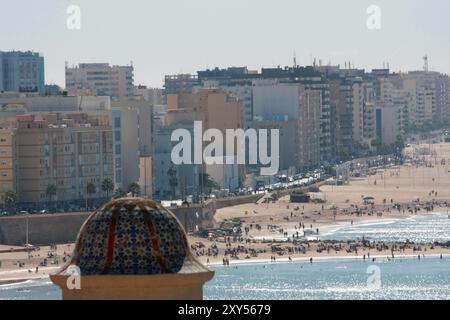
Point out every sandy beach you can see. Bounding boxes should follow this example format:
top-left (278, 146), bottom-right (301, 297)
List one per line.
top-left (1, 143), bottom-right (450, 285)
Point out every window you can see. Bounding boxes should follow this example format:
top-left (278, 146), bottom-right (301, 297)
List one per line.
top-left (115, 130), bottom-right (121, 142)
top-left (115, 144), bottom-right (121, 155)
top-left (114, 117), bottom-right (121, 128)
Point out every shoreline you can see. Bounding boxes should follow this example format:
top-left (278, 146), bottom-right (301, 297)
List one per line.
top-left (1, 253), bottom-right (448, 287)
top-left (2, 143), bottom-right (450, 288)
top-left (0, 210), bottom-right (448, 286)
top-left (250, 210), bottom-right (447, 241)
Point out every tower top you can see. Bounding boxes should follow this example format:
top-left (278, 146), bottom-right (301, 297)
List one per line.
top-left (423, 55), bottom-right (429, 72)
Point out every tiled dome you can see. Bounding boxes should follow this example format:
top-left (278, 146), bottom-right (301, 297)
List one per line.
top-left (70, 197), bottom-right (189, 275)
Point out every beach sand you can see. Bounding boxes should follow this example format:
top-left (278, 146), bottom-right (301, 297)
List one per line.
top-left (1, 143), bottom-right (450, 284)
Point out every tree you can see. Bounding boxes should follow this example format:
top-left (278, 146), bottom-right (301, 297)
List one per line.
top-left (4, 190), bottom-right (17, 213)
top-left (86, 182), bottom-right (97, 211)
top-left (199, 173), bottom-right (220, 194)
top-left (45, 184), bottom-right (57, 209)
top-left (113, 188), bottom-right (126, 199)
top-left (167, 165), bottom-right (178, 199)
top-left (127, 182), bottom-right (140, 197)
top-left (101, 177), bottom-right (114, 198)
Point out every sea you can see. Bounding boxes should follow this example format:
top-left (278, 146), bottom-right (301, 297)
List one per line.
top-left (1, 213), bottom-right (449, 300)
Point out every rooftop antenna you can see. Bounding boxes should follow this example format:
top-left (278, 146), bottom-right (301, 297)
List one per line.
top-left (423, 55), bottom-right (429, 72)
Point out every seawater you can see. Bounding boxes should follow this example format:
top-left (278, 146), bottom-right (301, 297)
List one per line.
top-left (1, 214), bottom-right (449, 300)
top-left (1, 257), bottom-right (449, 300)
top-left (319, 213), bottom-right (450, 243)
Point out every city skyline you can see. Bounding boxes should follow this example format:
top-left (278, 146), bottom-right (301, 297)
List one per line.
top-left (1, 0), bottom-right (450, 87)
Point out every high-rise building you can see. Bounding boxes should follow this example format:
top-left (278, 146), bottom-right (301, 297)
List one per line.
top-left (111, 100), bottom-right (154, 190)
top-left (253, 82), bottom-right (322, 171)
top-left (163, 74), bottom-right (199, 103)
top-left (195, 66), bottom-right (332, 166)
top-left (153, 123), bottom-right (201, 200)
top-left (0, 51), bottom-right (45, 95)
top-left (375, 104), bottom-right (405, 145)
top-left (65, 63), bottom-right (134, 100)
top-left (163, 88), bottom-right (243, 192)
top-left (3, 112), bottom-right (114, 205)
top-left (0, 94), bottom-right (127, 194)
top-left (0, 128), bottom-right (16, 205)
top-left (134, 85), bottom-right (164, 105)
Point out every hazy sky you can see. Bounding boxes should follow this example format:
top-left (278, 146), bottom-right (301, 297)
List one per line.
top-left (1, 0), bottom-right (449, 87)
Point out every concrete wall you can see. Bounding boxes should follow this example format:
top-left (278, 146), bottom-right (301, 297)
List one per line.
top-left (213, 194), bottom-right (263, 210)
top-left (0, 206), bottom-right (216, 246)
top-left (0, 186), bottom-right (318, 246)
top-left (0, 212), bottom-right (90, 246)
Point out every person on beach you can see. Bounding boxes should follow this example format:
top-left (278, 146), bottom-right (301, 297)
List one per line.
top-left (310, 257), bottom-right (313, 264)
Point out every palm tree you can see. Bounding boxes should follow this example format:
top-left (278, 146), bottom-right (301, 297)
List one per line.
top-left (167, 165), bottom-right (178, 200)
top-left (85, 182), bottom-right (96, 211)
top-left (127, 182), bottom-right (140, 197)
top-left (45, 183), bottom-right (57, 210)
top-left (101, 177), bottom-right (114, 198)
top-left (113, 187), bottom-right (126, 199)
top-left (200, 173), bottom-right (219, 194)
top-left (4, 190), bottom-right (17, 213)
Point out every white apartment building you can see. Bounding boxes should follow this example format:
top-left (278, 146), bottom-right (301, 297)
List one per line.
top-left (65, 63), bottom-right (134, 100)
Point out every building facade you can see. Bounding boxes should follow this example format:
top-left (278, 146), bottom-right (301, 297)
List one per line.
top-left (65, 63), bottom-right (134, 100)
top-left (0, 51), bottom-right (45, 95)
top-left (4, 113), bottom-right (114, 205)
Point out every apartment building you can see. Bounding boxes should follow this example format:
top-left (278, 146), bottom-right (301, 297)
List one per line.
top-left (253, 82), bottom-right (321, 171)
top-left (5, 113), bottom-right (114, 205)
top-left (0, 94), bottom-right (128, 192)
top-left (65, 63), bottom-right (134, 100)
top-left (0, 51), bottom-right (45, 95)
top-left (0, 128), bottom-right (16, 205)
top-left (134, 85), bottom-right (164, 105)
top-left (164, 88), bottom-right (242, 191)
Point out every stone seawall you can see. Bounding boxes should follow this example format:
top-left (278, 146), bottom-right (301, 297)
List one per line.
top-left (0, 183), bottom-right (323, 246)
top-left (0, 206), bottom-right (215, 246)
top-left (0, 212), bottom-right (90, 246)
